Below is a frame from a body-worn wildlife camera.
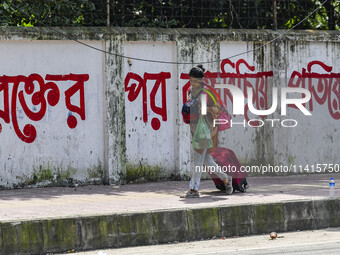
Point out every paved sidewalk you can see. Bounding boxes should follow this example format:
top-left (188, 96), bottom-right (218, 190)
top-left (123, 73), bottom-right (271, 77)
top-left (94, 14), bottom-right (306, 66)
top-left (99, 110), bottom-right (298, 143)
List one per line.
top-left (1, 173), bottom-right (340, 255)
top-left (0, 173), bottom-right (339, 221)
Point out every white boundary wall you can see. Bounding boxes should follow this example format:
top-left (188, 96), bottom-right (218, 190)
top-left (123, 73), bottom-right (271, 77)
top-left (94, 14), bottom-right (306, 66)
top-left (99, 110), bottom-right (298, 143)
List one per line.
top-left (0, 28), bottom-right (339, 187)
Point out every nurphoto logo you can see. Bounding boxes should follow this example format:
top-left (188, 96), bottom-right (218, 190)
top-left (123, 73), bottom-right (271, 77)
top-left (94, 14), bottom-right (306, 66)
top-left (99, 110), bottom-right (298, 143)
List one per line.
top-left (200, 84), bottom-right (312, 128)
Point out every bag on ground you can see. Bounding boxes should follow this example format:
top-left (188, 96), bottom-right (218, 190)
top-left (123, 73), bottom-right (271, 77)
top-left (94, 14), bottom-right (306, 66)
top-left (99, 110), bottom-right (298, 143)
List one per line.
top-left (209, 147), bottom-right (249, 192)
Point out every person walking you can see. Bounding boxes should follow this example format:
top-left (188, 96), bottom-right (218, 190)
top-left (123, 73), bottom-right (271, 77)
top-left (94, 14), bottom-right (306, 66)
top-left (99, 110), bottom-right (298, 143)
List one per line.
top-left (182, 65), bottom-right (233, 198)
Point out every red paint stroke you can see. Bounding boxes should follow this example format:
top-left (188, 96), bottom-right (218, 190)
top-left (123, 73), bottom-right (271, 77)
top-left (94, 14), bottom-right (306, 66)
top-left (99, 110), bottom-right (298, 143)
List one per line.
top-left (46, 74), bottom-right (89, 128)
top-left (0, 73), bottom-right (89, 143)
top-left (125, 72), bottom-right (171, 130)
top-left (0, 76), bottom-right (10, 134)
top-left (125, 72), bottom-right (147, 122)
top-left (288, 60), bottom-right (340, 120)
top-left (182, 59), bottom-right (273, 123)
top-left (124, 59), bottom-right (339, 133)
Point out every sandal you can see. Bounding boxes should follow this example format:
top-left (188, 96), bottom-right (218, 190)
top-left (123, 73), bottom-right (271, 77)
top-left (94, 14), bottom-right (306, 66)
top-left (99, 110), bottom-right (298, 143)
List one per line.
top-left (224, 175), bottom-right (233, 195)
top-left (180, 190), bottom-right (200, 198)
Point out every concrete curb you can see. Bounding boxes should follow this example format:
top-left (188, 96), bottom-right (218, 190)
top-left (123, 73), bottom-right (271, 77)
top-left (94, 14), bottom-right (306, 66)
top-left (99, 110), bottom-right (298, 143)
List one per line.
top-left (1, 198), bottom-right (340, 254)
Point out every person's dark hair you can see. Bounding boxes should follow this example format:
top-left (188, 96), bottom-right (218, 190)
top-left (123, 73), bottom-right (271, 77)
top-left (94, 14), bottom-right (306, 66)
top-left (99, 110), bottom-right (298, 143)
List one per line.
top-left (189, 65), bottom-right (205, 78)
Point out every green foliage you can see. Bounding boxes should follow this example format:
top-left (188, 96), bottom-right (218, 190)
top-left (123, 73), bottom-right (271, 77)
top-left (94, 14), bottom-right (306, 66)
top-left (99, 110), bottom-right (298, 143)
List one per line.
top-left (0, 0), bottom-right (96, 27)
top-left (0, 0), bottom-right (339, 30)
top-left (87, 164), bottom-right (103, 179)
top-left (15, 165), bottom-right (77, 187)
top-left (126, 162), bottom-right (163, 182)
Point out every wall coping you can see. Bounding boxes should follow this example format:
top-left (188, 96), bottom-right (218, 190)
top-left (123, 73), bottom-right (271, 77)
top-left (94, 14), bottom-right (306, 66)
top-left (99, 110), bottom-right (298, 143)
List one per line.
top-left (1, 27), bottom-right (340, 42)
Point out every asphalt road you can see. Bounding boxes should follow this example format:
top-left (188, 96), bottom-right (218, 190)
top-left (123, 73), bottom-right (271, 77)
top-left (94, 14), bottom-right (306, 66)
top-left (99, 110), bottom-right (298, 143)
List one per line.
top-left (56, 228), bottom-right (340, 255)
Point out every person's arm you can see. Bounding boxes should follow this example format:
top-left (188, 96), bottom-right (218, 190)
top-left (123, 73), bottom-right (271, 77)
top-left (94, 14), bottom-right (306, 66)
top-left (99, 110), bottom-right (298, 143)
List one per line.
top-left (207, 105), bottom-right (222, 119)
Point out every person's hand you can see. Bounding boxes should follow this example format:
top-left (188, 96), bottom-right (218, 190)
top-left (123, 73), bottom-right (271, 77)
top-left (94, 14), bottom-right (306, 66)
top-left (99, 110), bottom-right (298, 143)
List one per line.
top-left (211, 106), bottom-right (220, 114)
top-left (207, 106), bottom-right (221, 117)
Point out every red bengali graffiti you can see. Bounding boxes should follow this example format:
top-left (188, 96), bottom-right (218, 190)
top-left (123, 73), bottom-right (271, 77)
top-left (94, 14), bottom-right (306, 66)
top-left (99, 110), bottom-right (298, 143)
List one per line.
top-left (125, 72), bottom-right (171, 130)
top-left (46, 74), bottom-right (89, 128)
top-left (124, 59), bottom-right (339, 131)
top-left (0, 73), bottom-right (89, 143)
top-left (0, 76), bottom-right (10, 125)
top-left (181, 59), bottom-right (273, 122)
top-left (288, 61), bottom-right (340, 120)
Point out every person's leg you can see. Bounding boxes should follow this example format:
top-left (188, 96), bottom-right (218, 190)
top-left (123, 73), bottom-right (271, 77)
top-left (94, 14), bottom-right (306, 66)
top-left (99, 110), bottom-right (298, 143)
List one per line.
top-left (189, 149), bottom-right (206, 192)
top-left (203, 154), bottom-right (227, 179)
top-left (204, 154), bottom-right (233, 194)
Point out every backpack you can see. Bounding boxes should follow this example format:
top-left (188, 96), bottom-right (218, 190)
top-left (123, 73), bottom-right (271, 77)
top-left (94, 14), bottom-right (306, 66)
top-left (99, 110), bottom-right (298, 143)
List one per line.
top-left (181, 90), bottom-right (202, 124)
top-left (217, 103), bottom-right (232, 131)
top-left (182, 85), bottom-right (231, 126)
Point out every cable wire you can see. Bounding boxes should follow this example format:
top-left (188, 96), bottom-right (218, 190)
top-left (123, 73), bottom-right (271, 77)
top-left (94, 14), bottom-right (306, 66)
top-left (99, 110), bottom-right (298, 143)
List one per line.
top-left (8, 0), bottom-right (328, 65)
